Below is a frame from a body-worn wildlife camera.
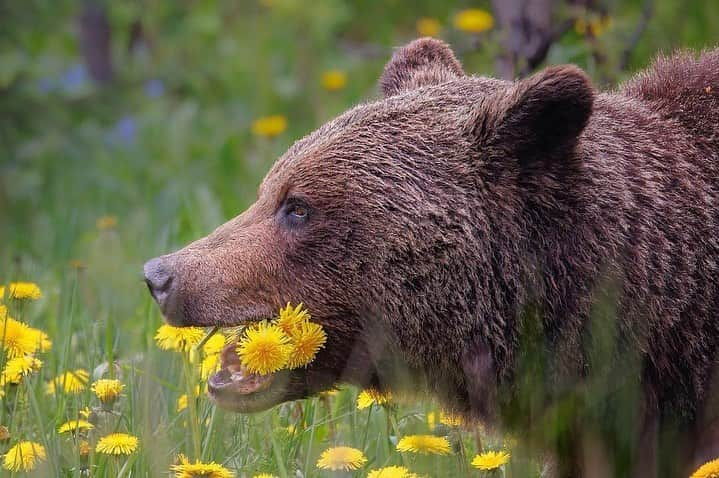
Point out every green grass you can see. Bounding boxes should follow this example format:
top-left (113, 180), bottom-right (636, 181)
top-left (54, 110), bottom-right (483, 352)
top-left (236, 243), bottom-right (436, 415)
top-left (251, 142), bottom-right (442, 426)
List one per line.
top-left (2, 1), bottom-right (718, 476)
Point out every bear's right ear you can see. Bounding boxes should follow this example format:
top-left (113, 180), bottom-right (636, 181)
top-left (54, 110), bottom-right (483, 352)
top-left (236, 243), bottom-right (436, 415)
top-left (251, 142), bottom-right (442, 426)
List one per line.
top-left (380, 38), bottom-right (465, 97)
top-left (474, 64), bottom-right (594, 163)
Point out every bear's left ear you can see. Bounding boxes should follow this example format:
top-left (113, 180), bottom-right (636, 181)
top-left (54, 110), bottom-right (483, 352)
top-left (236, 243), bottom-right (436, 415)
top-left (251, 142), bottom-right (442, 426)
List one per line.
top-left (475, 65), bottom-right (594, 163)
top-left (380, 37), bottom-right (465, 97)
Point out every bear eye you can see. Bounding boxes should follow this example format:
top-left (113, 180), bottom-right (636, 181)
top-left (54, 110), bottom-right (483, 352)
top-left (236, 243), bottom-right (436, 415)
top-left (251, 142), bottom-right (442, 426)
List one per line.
top-left (281, 199), bottom-right (311, 227)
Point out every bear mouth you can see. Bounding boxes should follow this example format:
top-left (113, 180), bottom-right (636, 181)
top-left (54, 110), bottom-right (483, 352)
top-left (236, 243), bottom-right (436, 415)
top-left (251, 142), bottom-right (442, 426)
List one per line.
top-left (207, 341), bottom-right (292, 412)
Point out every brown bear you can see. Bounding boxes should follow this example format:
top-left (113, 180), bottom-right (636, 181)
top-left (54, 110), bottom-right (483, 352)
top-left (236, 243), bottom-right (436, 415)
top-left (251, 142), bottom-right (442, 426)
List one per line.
top-left (144, 38), bottom-right (719, 477)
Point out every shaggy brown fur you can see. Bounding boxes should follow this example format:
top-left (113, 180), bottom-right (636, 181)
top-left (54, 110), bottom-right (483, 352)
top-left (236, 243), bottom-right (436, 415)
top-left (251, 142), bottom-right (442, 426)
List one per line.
top-left (145, 39), bottom-right (719, 477)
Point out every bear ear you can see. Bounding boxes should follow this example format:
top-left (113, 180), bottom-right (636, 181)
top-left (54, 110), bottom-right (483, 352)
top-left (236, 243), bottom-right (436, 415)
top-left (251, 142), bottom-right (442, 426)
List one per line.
top-left (380, 37), bottom-right (465, 97)
top-left (475, 65), bottom-right (594, 162)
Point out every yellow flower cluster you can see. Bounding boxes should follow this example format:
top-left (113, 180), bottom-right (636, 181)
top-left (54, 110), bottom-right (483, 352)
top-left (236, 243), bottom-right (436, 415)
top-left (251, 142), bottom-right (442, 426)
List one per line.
top-left (453, 8), bottom-right (494, 34)
top-left (0, 285), bottom-right (51, 396)
top-left (251, 115), bottom-right (287, 138)
top-left (427, 410), bottom-right (464, 428)
top-left (321, 69), bottom-right (348, 91)
top-left (471, 450), bottom-right (511, 471)
top-left (356, 388), bottom-right (392, 409)
top-left (3, 282), bottom-right (43, 301)
top-left (368, 465), bottom-right (417, 478)
top-left (2, 441), bottom-right (46, 472)
top-left (416, 17), bottom-right (441, 37)
top-left (95, 432), bottom-right (139, 455)
top-left (397, 435), bottom-right (452, 455)
top-left (171, 453), bottom-right (235, 478)
top-left (155, 324), bottom-right (205, 352)
top-left (316, 446), bottom-right (367, 471)
top-left (45, 369), bottom-right (89, 395)
top-left (237, 303), bottom-right (326, 375)
top-left (91, 378), bottom-right (124, 404)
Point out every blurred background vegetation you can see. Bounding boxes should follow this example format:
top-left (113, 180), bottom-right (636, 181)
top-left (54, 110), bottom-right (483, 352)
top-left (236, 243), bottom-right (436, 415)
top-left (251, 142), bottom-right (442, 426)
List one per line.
top-left (0, 1), bottom-right (718, 475)
top-left (2, 0), bottom-right (718, 330)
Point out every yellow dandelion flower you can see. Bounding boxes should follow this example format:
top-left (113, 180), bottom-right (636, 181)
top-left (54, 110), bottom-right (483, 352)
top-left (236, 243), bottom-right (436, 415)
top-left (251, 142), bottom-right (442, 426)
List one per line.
top-left (0, 426), bottom-right (9, 441)
top-left (574, 15), bottom-right (612, 37)
top-left (251, 115), bottom-right (287, 138)
top-left (7, 282), bottom-right (42, 301)
top-left (46, 369), bottom-right (89, 395)
top-left (0, 286), bottom-right (4, 299)
top-left (286, 321), bottom-right (326, 368)
top-left (253, 474), bottom-right (277, 478)
top-left (396, 435), bottom-right (452, 455)
top-left (3, 441), bottom-right (46, 472)
top-left (471, 450), bottom-right (511, 470)
top-left (0, 317), bottom-right (39, 358)
top-left (177, 394), bottom-right (189, 412)
top-left (453, 8), bottom-right (494, 34)
top-left (203, 332), bottom-right (227, 356)
top-left (367, 465), bottom-right (416, 478)
top-left (276, 303), bottom-right (310, 337)
top-left (91, 379), bottom-right (124, 403)
top-left (416, 17), bottom-right (441, 37)
top-left (58, 419), bottom-right (94, 434)
top-left (155, 324), bottom-right (205, 352)
top-left (1, 356), bottom-right (42, 384)
top-left (237, 322), bottom-right (291, 375)
top-left (428, 410), bottom-right (464, 428)
top-left (170, 453), bottom-right (235, 478)
top-left (96, 215), bottom-right (117, 230)
top-left (356, 389), bottom-right (392, 410)
top-left (316, 446), bottom-right (367, 471)
top-left (200, 353), bottom-right (221, 380)
top-left (79, 440), bottom-right (91, 456)
top-left (321, 69), bottom-right (348, 91)
top-left (691, 458), bottom-right (719, 478)
top-left (95, 433), bottom-right (139, 456)
top-left (27, 326), bottom-right (52, 353)
top-left (79, 407), bottom-right (92, 420)
top-left (177, 385), bottom-right (201, 412)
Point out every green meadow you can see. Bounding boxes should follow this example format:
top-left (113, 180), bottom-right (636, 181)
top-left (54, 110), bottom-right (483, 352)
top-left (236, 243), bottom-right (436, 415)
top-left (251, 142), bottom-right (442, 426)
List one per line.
top-left (1, 1), bottom-right (718, 476)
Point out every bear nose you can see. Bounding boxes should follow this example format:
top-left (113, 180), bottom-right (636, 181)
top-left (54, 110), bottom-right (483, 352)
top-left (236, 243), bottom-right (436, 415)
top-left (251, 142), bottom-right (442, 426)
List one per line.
top-left (143, 257), bottom-right (174, 308)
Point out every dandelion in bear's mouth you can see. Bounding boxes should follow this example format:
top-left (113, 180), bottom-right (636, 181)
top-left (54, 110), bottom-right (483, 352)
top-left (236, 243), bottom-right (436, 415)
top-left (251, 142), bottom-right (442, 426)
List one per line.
top-left (285, 319), bottom-right (326, 368)
top-left (170, 453), bottom-right (235, 478)
top-left (45, 369), bottom-right (89, 395)
top-left (396, 435), bottom-right (452, 455)
top-left (690, 457), bottom-right (719, 478)
top-left (237, 321), bottom-right (291, 375)
top-left (367, 465), bottom-right (417, 478)
top-left (236, 303), bottom-right (327, 375)
top-left (2, 441), bottom-right (46, 472)
top-left (95, 433), bottom-right (139, 456)
top-left (316, 446), bottom-right (368, 471)
top-left (5, 282), bottom-right (42, 301)
top-left (58, 419), bottom-right (94, 434)
top-left (356, 388), bottom-right (392, 409)
top-left (1, 356), bottom-right (42, 384)
top-left (91, 378), bottom-right (124, 404)
top-left (471, 450), bottom-right (511, 470)
top-left (155, 324), bottom-right (205, 352)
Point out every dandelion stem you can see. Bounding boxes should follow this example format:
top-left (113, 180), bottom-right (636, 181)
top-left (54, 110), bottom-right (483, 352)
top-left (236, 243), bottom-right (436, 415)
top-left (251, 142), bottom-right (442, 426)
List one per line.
top-left (182, 352), bottom-right (202, 460)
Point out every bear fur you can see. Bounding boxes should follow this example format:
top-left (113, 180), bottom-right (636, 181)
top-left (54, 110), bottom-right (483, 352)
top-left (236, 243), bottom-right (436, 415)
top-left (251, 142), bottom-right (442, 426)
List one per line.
top-left (146, 38), bottom-right (719, 476)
